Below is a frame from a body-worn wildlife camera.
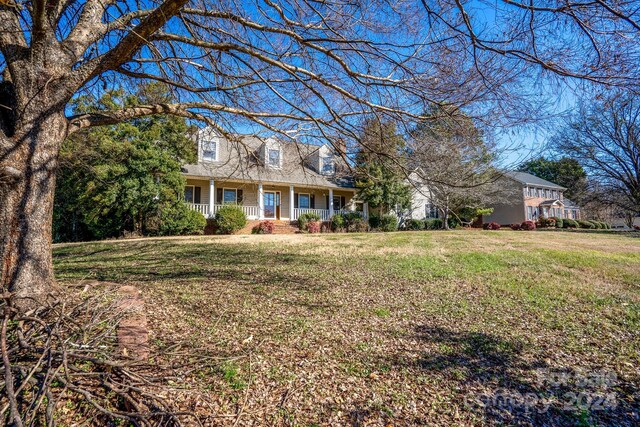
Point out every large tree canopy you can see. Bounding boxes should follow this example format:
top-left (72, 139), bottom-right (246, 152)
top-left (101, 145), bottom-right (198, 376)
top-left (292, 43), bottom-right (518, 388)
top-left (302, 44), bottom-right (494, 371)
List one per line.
top-left (1, 0), bottom-right (640, 310)
top-left (54, 83), bottom-right (205, 242)
top-left (552, 92), bottom-right (640, 219)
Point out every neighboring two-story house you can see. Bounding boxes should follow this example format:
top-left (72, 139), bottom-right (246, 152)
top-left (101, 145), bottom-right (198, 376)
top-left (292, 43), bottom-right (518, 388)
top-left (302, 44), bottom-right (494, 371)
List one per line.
top-left (484, 171), bottom-right (581, 225)
top-left (182, 128), bottom-right (367, 221)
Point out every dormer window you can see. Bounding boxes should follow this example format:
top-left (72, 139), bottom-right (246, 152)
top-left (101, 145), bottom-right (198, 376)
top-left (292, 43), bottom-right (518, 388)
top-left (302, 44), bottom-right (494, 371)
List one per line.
top-left (202, 139), bottom-right (218, 162)
top-left (322, 156), bottom-right (335, 174)
top-left (268, 148), bottom-right (281, 168)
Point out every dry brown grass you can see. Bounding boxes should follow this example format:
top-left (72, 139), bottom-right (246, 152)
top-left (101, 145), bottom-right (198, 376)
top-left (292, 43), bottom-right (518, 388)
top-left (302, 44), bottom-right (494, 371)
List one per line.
top-left (53, 230), bottom-right (640, 426)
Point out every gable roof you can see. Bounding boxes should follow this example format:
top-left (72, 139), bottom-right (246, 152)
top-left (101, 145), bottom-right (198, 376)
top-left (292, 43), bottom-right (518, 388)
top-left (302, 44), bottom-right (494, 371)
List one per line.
top-left (503, 171), bottom-right (565, 190)
top-left (182, 134), bottom-right (355, 189)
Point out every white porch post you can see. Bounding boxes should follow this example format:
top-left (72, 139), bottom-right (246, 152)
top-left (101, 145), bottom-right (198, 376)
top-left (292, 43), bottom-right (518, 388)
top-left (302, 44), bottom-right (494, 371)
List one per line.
top-left (209, 179), bottom-right (215, 218)
top-left (329, 188), bottom-right (334, 217)
top-left (258, 183), bottom-right (264, 219)
top-left (364, 202), bottom-right (369, 219)
top-left (289, 185), bottom-right (295, 220)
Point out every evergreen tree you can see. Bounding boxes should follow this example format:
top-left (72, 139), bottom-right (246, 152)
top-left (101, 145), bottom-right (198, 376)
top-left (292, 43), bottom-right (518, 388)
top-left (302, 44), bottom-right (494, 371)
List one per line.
top-left (54, 84), bottom-right (205, 242)
top-left (354, 119), bottom-right (412, 215)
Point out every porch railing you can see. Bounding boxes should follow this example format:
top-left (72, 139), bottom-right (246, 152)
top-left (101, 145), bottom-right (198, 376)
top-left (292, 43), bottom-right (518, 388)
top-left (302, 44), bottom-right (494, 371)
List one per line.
top-left (292, 208), bottom-right (365, 221)
top-left (188, 203), bottom-right (210, 217)
top-left (187, 204), bottom-right (364, 220)
top-left (187, 203), bottom-right (260, 219)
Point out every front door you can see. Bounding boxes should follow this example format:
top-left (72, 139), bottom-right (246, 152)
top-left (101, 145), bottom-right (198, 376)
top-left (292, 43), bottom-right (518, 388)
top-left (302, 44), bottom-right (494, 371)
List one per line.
top-left (264, 191), bottom-right (279, 219)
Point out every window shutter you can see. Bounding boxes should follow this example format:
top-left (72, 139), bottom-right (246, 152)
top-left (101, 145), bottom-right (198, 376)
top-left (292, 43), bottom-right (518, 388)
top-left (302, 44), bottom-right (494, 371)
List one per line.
top-left (237, 189), bottom-right (244, 204)
top-left (194, 187), bottom-right (201, 204)
top-left (294, 193), bottom-right (299, 208)
top-left (310, 194), bottom-right (315, 209)
top-left (341, 196), bottom-right (345, 209)
top-left (216, 188), bottom-right (223, 204)
top-left (325, 195), bottom-right (329, 210)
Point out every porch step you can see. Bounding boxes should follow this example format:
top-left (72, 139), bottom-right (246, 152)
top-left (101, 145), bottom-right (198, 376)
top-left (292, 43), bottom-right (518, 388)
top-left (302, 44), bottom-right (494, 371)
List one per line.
top-left (237, 220), bottom-right (301, 235)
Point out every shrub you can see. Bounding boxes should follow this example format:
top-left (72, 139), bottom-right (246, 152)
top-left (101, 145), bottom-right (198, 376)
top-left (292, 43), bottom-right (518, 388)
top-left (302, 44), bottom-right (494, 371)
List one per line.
top-left (634, 225), bottom-right (640, 230)
top-left (307, 220), bottom-right (321, 233)
top-left (251, 220), bottom-right (274, 234)
top-left (407, 219), bottom-right (425, 230)
top-left (447, 217), bottom-right (461, 229)
top-left (368, 215), bottom-right (381, 229)
top-left (425, 218), bottom-right (443, 230)
top-left (510, 223), bottom-right (521, 231)
top-left (330, 213), bottom-right (345, 232)
top-left (214, 205), bottom-right (247, 234)
top-left (521, 220), bottom-right (536, 231)
top-left (553, 218), bottom-right (564, 229)
top-left (483, 222), bottom-right (501, 230)
top-left (577, 220), bottom-right (595, 229)
top-left (563, 219), bottom-right (578, 228)
top-left (298, 212), bottom-right (321, 230)
top-left (378, 214), bottom-right (399, 232)
top-left (537, 216), bottom-right (556, 228)
top-left (157, 204), bottom-right (207, 235)
top-left (348, 218), bottom-right (369, 233)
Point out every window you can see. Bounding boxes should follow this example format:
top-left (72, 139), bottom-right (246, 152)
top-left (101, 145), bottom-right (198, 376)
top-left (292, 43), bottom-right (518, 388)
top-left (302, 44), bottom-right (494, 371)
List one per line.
top-left (202, 139), bottom-right (218, 161)
top-left (426, 203), bottom-right (439, 219)
top-left (332, 196), bottom-right (344, 211)
top-left (223, 189), bottom-right (238, 204)
top-left (322, 156), bottom-right (335, 174)
top-left (184, 185), bottom-right (195, 203)
top-left (527, 206), bottom-right (533, 220)
top-left (545, 189), bottom-right (550, 198)
top-left (298, 193), bottom-right (310, 209)
top-left (552, 190), bottom-right (557, 199)
top-left (268, 148), bottom-right (280, 168)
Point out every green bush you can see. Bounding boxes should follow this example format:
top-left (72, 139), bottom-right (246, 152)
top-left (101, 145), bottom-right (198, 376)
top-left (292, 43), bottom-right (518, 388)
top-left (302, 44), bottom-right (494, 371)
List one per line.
top-left (447, 217), bottom-right (461, 229)
top-left (298, 212), bottom-right (321, 230)
top-left (368, 215), bottom-right (381, 229)
top-left (425, 218), bottom-right (443, 230)
top-left (378, 214), bottom-right (398, 232)
top-left (553, 217), bottom-right (564, 229)
top-left (330, 213), bottom-right (345, 232)
top-left (563, 219), bottom-right (578, 228)
top-left (577, 220), bottom-right (595, 229)
top-left (157, 203), bottom-right (207, 235)
top-left (406, 219), bottom-right (425, 231)
top-left (348, 218), bottom-right (369, 233)
top-left (214, 205), bottom-right (247, 234)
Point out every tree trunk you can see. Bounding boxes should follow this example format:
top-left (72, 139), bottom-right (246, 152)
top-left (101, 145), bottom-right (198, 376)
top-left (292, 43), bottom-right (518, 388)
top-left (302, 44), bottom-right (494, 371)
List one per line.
top-left (0, 110), bottom-right (67, 311)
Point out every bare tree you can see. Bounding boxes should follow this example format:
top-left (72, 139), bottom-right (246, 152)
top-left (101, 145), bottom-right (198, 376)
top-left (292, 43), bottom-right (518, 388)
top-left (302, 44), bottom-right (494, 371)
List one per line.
top-left (1, 0), bottom-right (639, 309)
top-left (552, 92), bottom-right (640, 224)
top-left (409, 107), bottom-right (511, 228)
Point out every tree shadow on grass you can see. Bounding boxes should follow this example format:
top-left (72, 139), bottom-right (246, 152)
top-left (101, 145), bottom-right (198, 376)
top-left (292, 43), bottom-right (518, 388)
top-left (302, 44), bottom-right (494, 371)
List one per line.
top-left (370, 325), bottom-right (639, 426)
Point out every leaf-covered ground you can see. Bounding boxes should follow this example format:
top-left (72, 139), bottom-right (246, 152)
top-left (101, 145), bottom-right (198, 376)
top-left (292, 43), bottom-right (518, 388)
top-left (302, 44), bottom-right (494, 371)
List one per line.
top-left (53, 231), bottom-right (640, 426)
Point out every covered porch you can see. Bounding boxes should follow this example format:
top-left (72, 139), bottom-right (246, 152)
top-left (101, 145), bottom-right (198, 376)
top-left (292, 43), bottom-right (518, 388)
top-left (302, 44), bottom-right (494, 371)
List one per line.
top-left (183, 178), bottom-right (367, 221)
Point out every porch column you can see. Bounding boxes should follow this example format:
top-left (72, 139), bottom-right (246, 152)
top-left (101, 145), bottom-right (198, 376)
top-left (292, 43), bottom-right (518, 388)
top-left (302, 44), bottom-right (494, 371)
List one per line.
top-left (289, 185), bottom-right (295, 220)
top-left (209, 179), bottom-right (215, 218)
top-left (258, 183), bottom-right (264, 219)
top-left (364, 202), bottom-right (369, 219)
top-left (329, 188), bottom-right (334, 217)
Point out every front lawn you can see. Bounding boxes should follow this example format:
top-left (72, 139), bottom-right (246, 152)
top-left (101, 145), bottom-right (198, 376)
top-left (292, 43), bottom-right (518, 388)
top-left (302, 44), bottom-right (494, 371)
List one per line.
top-left (53, 231), bottom-right (640, 426)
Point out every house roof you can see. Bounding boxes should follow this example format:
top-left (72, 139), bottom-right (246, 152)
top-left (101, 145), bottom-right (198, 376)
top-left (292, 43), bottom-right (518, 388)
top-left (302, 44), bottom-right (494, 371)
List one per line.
top-left (539, 199), bottom-right (564, 206)
top-left (563, 198), bottom-right (579, 208)
top-left (182, 135), bottom-right (355, 190)
top-left (504, 171), bottom-right (565, 189)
